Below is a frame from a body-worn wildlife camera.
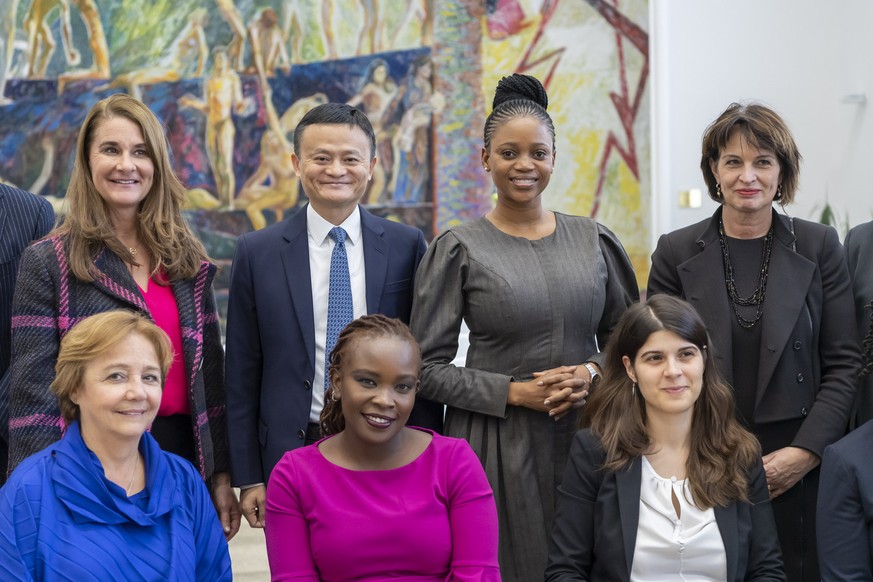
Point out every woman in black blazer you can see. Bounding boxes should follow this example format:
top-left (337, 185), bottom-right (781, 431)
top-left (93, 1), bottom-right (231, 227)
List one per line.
top-left (647, 102), bottom-right (861, 581)
top-left (546, 295), bottom-right (784, 581)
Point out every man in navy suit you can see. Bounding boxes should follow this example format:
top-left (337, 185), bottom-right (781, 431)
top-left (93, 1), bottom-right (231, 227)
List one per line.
top-left (0, 184), bottom-right (54, 482)
top-left (226, 103), bottom-right (442, 528)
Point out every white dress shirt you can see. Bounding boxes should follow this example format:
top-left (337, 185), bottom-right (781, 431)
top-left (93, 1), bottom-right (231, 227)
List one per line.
top-left (630, 456), bottom-right (727, 581)
top-left (307, 204), bottom-right (367, 422)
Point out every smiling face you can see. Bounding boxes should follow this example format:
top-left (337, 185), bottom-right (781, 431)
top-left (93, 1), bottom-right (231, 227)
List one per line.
top-left (73, 333), bottom-right (163, 447)
top-left (89, 116), bottom-right (155, 219)
top-left (292, 123), bottom-right (376, 222)
top-left (710, 130), bottom-right (781, 221)
top-left (622, 330), bottom-right (704, 421)
top-left (482, 115), bottom-right (555, 208)
top-left (332, 335), bottom-right (419, 449)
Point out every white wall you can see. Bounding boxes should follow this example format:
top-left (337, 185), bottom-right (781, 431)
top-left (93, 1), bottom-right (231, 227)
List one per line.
top-left (651, 0), bottom-right (873, 245)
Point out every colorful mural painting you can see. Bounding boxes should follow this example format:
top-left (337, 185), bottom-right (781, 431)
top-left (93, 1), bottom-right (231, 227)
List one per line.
top-left (0, 0), bottom-right (650, 310)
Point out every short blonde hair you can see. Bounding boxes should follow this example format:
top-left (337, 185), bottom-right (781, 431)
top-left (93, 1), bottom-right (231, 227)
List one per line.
top-left (51, 311), bottom-right (174, 423)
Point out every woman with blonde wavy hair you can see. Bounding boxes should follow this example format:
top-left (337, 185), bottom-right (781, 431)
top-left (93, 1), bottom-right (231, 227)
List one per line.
top-left (8, 93), bottom-right (240, 539)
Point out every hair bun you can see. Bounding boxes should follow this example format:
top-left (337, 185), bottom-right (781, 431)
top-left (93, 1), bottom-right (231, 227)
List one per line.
top-left (492, 74), bottom-right (548, 111)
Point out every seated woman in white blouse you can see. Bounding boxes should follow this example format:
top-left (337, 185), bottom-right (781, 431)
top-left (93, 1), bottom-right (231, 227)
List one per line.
top-left (545, 295), bottom-right (785, 581)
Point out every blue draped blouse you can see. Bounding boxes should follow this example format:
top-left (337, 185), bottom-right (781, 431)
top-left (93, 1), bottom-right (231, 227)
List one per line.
top-left (0, 421), bottom-right (231, 581)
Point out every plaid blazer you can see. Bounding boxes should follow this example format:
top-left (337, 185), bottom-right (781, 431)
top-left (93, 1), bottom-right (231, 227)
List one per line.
top-left (8, 234), bottom-right (228, 479)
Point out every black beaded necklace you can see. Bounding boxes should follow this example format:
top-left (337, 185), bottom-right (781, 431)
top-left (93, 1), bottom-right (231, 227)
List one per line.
top-left (717, 217), bottom-right (774, 329)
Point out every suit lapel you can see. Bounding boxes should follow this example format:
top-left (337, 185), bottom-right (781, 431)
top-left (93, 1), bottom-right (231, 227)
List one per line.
top-left (755, 214), bottom-right (814, 405)
top-left (675, 215), bottom-right (736, 384)
top-left (616, 458), bottom-right (642, 579)
top-left (714, 502), bottom-right (738, 581)
top-left (360, 207), bottom-right (388, 314)
top-left (281, 209), bottom-right (316, 370)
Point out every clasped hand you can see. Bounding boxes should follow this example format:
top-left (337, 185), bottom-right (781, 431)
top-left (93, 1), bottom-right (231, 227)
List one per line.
top-left (762, 446), bottom-right (820, 499)
top-left (509, 365), bottom-right (590, 420)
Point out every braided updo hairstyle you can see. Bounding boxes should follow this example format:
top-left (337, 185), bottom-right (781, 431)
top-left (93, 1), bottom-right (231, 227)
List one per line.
top-left (483, 73), bottom-right (555, 152)
top-left (319, 314), bottom-right (422, 437)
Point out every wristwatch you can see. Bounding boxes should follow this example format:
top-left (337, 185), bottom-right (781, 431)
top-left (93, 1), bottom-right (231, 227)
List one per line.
top-left (583, 362), bottom-right (601, 388)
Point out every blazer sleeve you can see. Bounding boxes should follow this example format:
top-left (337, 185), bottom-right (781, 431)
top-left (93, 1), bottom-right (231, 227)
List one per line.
top-left (34, 197), bottom-right (54, 240)
top-left (745, 457), bottom-right (787, 581)
top-left (8, 244), bottom-right (63, 472)
top-left (792, 226), bottom-right (861, 456)
top-left (647, 232), bottom-right (684, 298)
top-left (410, 232), bottom-right (513, 418)
top-left (202, 286), bottom-right (230, 474)
top-left (545, 431), bottom-right (605, 582)
top-left (224, 235), bottom-right (266, 486)
top-left (592, 225), bottom-right (640, 367)
top-left (445, 440), bottom-right (501, 581)
top-left (816, 439), bottom-right (872, 581)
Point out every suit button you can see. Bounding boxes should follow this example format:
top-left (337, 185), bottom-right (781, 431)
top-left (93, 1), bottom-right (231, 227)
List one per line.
top-left (796, 373), bottom-right (804, 383)
top-left (793, 341), bottom-right (802, 350)
top-left (801, 407), bottom-right (808, 417)
top-left (303, 380), bottom-right (312, 391)
top-left (297, 429), bottom-right (306, 439)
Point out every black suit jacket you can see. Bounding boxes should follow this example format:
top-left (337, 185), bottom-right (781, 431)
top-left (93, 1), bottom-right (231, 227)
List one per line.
top-left (844, 221), bottom-right (873, 427)
top-left (225, 205), bottom-right (441, 486)
top-left (817, 419), bottom-right (873, 580)
top-left (0, 185), bottom-right (53, 481)
top-left (648, 208), bottom-right (860, 456)
top-left (545, 430), bottom-right (785, 581)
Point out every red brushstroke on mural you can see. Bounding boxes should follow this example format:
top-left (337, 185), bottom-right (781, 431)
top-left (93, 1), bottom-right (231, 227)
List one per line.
top-left (498, 0), bottom-right (649, 217)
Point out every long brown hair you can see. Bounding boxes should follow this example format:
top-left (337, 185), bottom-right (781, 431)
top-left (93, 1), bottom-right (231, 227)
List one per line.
top-left (319, 315), bottom-right (421, 437)
top-left (583, 295), bottom-right (761, 508)
top-left (56, 93), bottom-right (209, 282)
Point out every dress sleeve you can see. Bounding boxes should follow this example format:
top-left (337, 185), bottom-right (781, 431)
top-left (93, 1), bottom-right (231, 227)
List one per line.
top-left (411, 232), bottom-right (512, 418)
top-left (444, 439), bottom-right (500, 581)
top-left (792, 226), bottom-right (862, 455)
top-left (201, 284), bottom-right (230, 473)
top-left (8, 243), bottom-right (63, 472)
top-left (264, 455), bottom-right (319, 581)
top-left (544, 431), bottom-right (603, 582)
top-left (0, 475), bottom-right (37, 581)
top-left (225, 235), bottom-right (266, 486)
top-left (745, 457), bottom-right (786, 581)
top-left (816, 440), bottom-right (871, 581)
top-left (189, 464), bottom-right (232, 581)
top-left (591, 225), bottom-right (639, 366)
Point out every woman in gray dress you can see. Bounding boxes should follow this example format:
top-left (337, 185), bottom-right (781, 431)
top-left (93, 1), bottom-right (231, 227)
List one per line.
top-left (410, 74), bottom-right (639, 582)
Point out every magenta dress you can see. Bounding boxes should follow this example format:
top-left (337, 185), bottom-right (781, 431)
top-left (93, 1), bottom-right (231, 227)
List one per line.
top-left (265, 429), bottom-right (501, 581)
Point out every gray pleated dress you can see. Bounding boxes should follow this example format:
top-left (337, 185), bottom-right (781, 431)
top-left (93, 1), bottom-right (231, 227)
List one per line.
top-left (411, 213), bottom-right (638, 582)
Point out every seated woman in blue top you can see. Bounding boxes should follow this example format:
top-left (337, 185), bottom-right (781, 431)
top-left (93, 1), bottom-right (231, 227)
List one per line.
top-left (0, 310), bottom-right (231, 581)
top-left (545, 295), bottom-right (784, 581)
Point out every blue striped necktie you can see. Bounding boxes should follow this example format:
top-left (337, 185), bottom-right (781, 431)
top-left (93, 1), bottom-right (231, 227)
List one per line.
top-left (325, 226), bottom-right (353, 390)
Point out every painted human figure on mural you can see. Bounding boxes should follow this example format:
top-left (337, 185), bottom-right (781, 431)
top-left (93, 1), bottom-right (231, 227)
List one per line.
top-left (246, 8), bottom-right (290, 79)
top-left (1, 0), bottom-right (21, 104)
top-left (348, 58), bottom-right (396, 203)
top-left (238, 93), bottom-right (327, 230)
top-left (23, 0), bottom-right (81, 78)
top-left (385, 55), bottom-right (443, 204)
top-left (388, 0), bottom-right (434, 48)
top-left (95, 8), bottom-right (208, 101)
top-left (55, 0), bottom-right (111, 92)
top-left (178, 47), bottom-right (251, 210)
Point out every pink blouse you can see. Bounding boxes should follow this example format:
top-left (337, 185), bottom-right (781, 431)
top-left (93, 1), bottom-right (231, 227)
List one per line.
top-left (265, 430), bottom-right (500, 581)
top-left (140, 278), bottom-right (189, 416)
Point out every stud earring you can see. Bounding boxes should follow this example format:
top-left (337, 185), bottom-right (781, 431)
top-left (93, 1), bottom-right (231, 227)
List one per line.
top-left (483, 165), bottom-right (490, 172)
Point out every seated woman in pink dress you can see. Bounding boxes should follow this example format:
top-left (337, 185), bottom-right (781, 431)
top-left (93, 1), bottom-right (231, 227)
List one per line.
top-left (265, 315), bottom-right (500, 581)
